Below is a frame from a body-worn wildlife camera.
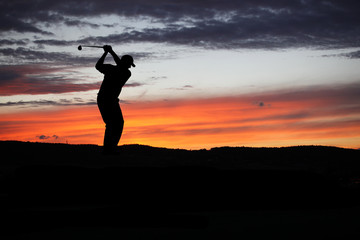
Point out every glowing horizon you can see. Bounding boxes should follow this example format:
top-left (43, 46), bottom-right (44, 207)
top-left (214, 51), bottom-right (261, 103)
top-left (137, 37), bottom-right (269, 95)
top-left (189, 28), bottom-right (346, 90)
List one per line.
top-left (1, 83), bottom-right (359, 150)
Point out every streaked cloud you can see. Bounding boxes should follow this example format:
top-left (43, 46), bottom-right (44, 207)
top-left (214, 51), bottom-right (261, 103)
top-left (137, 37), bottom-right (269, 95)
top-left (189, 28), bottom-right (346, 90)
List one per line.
top-left (0, 47), bottom-right (95, 65)
top-left (341, 50), bottom-right (360, 59)
top-left (0, 98), bottom-right (97, 107)
top-left (0, 64), bottom-right (146, 96)
top-left (0, 65), bottom-right (100, 95)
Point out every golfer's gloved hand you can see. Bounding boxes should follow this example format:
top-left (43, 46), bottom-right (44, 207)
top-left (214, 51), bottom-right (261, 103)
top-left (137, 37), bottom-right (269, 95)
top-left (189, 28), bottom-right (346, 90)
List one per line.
top-left (103, 45), bottom-right (112, 53)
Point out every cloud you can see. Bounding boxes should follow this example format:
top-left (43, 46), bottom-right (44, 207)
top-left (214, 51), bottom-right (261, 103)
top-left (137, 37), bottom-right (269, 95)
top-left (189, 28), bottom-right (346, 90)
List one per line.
top-left (0, 98), bottom-right (97, 107)
top-left (36, 134), bottom-right (66, 143)
top-left (124, 82), bottom-right (145, 88)
top-left (37, 134), bottom-right (51, 140)
top-left (342, 50), bottom-right (360, 59)
top-left (0, 39), bottom-right (29, 47)
top-left (0, 46), bottom-right (152, 66)
top-left (0, 65), bottom-right (102, 96)
top-left (0, 69), bottom-right (21, 83)
top-left (0, 15), bottom-right (53, 35)
top-left (1, 1), bottom-right (360, 49)
top-left (254, 101), bottom-right (269, 107)
top-left (167, 85), bottom-right (194, 91)
top-left (0, 47), bottom-right (96, 65)
top-left (322, 50), bottom-right (360, 59)
top-left (0, 61), bottom-right (147, 96)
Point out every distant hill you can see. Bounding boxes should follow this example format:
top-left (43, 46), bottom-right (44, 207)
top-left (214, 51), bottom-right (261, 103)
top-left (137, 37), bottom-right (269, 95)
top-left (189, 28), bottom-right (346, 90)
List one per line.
top-left (1, 141), bottom-right (360, 239)
top-left (1, 140), bottom-right (359, 175)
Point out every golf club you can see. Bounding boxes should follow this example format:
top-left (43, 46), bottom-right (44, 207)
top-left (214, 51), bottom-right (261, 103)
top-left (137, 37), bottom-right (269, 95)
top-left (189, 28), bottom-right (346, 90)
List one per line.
top-left (78, 45), bottom-right (103, 51)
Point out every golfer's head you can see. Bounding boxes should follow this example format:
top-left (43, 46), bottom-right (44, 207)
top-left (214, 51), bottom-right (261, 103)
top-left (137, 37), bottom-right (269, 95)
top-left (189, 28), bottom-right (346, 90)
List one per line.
top-left (121, 55), bottom-right (135, 68)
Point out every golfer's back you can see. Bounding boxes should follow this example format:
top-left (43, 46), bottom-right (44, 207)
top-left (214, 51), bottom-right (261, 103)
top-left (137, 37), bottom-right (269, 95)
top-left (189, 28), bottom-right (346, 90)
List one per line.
top-left (97, 64), bottom-right (131, 100)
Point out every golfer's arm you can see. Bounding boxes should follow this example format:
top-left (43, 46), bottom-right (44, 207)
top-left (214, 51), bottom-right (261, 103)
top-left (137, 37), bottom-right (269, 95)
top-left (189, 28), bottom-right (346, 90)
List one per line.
top-left (109, 50), bottom-right (122, 66)
top-left (96, 52), bottom-right (108, 71)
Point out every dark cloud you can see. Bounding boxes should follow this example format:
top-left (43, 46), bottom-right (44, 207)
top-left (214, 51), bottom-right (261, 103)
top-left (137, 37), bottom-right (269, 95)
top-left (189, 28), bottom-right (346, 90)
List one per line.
top-left (0, 65), bottom-right (101, 95)
top-left (1, 0), bottom-right (360, 49)
top-left (0, 47), bottom-right (95, 65)
top-left (0, 97), bottom-right (134, 107)
top-left (342, 50), bottom-right (360, 59)
top-left (0, 15), bottom-right (53, 35)
top-left (0, 78), bottom-right (101, 95)
top-left (0, 98), bottom-right (97, 107)
top-left (36, 135), bottom-right (62, 141)
top-left (0, 64), bottom-right (146, 96)
top-left (0, 46), bottom-right (152, 66)
top-left (167, 85), bottom-right (194, 91)
top-left (125, 82), bottom-right (145, 88)
top-left (91, 8), bottom-right (359, 49)
top-left (253, 101), bottom-right (272, 108)
top-left (0, 39), bottom-right (29, 47)
top-left (0, 69), bottom-right (21, 83)
top-left (257, 101), bottom-right (265, 107)
top-left (34, 39), bottom-right (77, 47)
top-left (37, 135), bottom-right (50, 140)
top-left (323, 50), bottom-right (360, 59)
top-left (63, 19), bottom-right (100, 28)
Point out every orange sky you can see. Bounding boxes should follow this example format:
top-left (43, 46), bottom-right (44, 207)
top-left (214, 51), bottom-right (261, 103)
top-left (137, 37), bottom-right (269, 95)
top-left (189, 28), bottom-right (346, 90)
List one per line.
top-left (1, 85), bottom-right (360, 149)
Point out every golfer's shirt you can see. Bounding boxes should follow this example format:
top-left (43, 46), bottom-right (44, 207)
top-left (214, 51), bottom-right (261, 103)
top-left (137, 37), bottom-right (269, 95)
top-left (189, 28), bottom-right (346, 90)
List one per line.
top-left (97, 64), bottom-right (131, 101)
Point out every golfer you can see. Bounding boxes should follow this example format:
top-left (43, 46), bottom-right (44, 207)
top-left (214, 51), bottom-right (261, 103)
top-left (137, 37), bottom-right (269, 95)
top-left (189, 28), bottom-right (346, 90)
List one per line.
top-left (96, 45), bottom-right (135, 154)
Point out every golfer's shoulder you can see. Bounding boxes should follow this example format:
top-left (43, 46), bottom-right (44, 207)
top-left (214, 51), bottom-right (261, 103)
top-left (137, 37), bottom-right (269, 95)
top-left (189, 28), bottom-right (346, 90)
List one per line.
top-left (120, 68), bottom-right (131, 77)
top-left (114, 66), bottom-right (131, 78)
top-left (97, 64), bottom-right (113, 73)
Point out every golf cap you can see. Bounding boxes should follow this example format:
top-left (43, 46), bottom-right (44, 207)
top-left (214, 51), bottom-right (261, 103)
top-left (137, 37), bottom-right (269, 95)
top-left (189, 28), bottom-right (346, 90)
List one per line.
top-left (121, 55), bottom-right (135, 67)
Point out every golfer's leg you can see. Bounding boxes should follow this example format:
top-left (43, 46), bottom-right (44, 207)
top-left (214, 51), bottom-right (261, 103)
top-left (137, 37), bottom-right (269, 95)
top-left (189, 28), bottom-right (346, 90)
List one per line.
top-left (113, 109), bottom-right (124, 146)
top-left (98, 99), bottom-right (115, 153)
top-left (103, 124), bottom-right (113, 151)
top-left (102, 102), bottom-right (123, 152)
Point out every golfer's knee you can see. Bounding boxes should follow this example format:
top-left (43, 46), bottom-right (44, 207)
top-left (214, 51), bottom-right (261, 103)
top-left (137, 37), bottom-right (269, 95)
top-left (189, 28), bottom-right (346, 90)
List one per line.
top-left (107, 121), bottom-right (123, 131)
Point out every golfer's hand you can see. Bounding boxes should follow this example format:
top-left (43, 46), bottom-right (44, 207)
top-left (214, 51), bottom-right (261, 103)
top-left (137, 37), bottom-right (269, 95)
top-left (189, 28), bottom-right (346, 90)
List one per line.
top-left (103, 45), bottom-right (112, 53)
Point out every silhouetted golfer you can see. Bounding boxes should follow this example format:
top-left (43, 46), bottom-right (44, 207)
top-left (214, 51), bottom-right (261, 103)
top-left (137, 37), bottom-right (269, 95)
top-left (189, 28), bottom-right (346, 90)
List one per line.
top-left (96, 45), bottom-right (135, 154)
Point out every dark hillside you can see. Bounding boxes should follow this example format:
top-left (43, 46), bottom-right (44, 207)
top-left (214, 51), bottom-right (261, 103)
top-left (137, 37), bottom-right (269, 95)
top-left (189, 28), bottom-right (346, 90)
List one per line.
top-left (1, 141), bottom-right (359, 173)
top-left (1, 141), bottom-right (360, 239)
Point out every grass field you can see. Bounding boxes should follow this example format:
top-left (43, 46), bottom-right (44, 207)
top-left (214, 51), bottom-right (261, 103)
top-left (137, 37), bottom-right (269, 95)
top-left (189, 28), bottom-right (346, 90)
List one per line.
top-left (1, 141), bottom-right (360, 239)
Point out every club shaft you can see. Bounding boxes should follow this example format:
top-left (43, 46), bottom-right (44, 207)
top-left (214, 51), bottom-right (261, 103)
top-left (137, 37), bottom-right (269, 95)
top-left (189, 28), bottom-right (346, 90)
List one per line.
top-left (82, 45), bottom-right (103, 48)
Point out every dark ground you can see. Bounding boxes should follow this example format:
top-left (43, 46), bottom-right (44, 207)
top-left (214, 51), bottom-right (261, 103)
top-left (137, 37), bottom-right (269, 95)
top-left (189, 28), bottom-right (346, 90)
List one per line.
top-left (1, 141), bottom-right (360, 239)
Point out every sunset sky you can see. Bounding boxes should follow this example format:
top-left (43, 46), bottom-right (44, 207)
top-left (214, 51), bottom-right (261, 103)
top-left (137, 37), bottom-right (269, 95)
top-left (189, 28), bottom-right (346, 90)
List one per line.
top-left (1, 0), bottom-right (360, 149)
